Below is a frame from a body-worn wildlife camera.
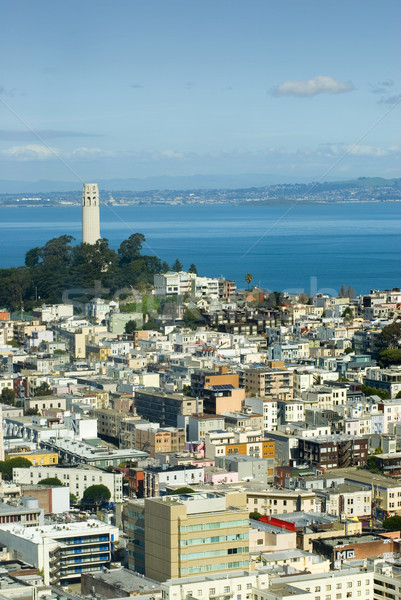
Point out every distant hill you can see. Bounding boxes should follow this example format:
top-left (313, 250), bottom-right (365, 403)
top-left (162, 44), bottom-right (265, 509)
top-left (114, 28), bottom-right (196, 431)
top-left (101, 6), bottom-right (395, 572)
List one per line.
top-left (0, 173), bottom-right (337, 194)
top-left (0, 176), bottom-right (400, 205)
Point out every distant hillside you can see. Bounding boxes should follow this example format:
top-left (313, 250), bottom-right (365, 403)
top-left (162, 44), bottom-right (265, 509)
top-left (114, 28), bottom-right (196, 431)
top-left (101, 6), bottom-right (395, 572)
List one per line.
top-left (0, 176), bottom-right (400, 205)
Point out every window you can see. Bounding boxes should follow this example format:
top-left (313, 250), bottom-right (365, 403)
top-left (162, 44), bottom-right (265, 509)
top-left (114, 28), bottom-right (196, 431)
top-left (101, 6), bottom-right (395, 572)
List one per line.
top-left (209, 590), bottom-right (215, 596)
top-left (224, 588), bottom-right (230, 593)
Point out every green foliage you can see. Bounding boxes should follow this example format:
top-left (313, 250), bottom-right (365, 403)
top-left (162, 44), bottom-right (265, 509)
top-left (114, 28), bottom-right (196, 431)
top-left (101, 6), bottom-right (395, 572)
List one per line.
top-left (245, 273), bottom-right (253, 289)
top-left (188, 263), bottom-right (198, 274)
top-left (124, 320), bottom-right (137, 335)
top-left (0, 457), bottom-right (32, 480)
top-left (182, 308), bottom-right (204, 330)
top-left (379, 349), bottom-right (401, 367)
top-left (249, 511), bottom-right (263, 520)
top-left (373, 447), bottom-right (383, 455)
top-left (24, 408), bottom-right (39, 416)
top-left (182, 385), bottom-right (192, 397)
top-left (82, 484), bottom-right (111, 504)
top-left (378, 321), bottom-right (401, 351)
top-left (70, 493), bottom-right (78, 503)
top-left (38, 477), bottom-right (63, 487)
top-left (172, 258), bottom-right (183, 272)
top-left (383, 515), bottom-right (401, 531)
top-left (0, 388), bottom-right (15, 405)
top-left (342, 307), bottom-right (354, 319)
top-left (118, 233), bottom-right (145, 265)
top-left (361, 384), bottom-right (389, 400)
top-left (143, 317), bottom-right (160, 331)
top-left (120, 302), bottom-right (139, 313)
top-left (366, 455), bottom-right (380, 473)
top-left (34, 382), bottom-right (52, 397)
top-left (344, 347), bottom-right (354, 355)
top-left (0, 233), bottom-right (172, 310)
top-left (167, 487), bottom-right (195, 495)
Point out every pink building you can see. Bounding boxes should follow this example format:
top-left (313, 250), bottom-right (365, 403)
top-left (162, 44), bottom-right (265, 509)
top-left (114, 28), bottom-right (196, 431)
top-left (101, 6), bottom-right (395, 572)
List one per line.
top-left (204, 467), bottom-right (239, 485)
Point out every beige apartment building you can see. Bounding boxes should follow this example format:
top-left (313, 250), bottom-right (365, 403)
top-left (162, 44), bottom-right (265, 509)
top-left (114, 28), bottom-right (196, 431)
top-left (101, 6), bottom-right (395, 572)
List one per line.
top-left (134, 424), bottom-right (186, 457)
top-left (125, 491), bottom-right (249, 581)
top-left (247, 489), bottom-right (316, 515)
top-left (240, 367), bottom-right (293, 400)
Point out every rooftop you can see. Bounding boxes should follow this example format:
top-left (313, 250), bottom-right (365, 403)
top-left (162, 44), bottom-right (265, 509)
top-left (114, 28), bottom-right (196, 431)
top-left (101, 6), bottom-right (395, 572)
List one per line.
top-left (0, 519), bottom-right (117, 545)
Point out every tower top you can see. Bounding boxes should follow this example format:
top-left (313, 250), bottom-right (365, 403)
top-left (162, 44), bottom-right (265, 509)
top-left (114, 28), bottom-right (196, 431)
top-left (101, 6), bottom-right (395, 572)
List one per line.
top-left (82, 183), bottom-right (99, 207)
top-left (82, 183), bottom-right (100, 244)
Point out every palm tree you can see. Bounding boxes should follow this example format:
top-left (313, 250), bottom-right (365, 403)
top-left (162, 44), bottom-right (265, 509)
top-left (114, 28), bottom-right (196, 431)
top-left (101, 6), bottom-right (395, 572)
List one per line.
top-left (245, 273), bottom-right (253, 290)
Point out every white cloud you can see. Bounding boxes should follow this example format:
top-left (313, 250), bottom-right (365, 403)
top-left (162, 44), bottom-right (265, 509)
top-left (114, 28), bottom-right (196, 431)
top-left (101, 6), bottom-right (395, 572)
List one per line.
top-left (320, 144), bottom-right (401, 158)
top-left (272, 75), bottom-right (355, 97)
top-left (2, 144), bottom-right (58, 161)
top-left (69, 147), bottom-right (115, 159)
top-left (152, 149), bottom-right (184, 159)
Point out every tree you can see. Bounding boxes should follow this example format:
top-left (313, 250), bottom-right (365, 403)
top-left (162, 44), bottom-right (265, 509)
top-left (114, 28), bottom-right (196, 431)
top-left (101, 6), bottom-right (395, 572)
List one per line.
top-left (188, 263), bottom-right (198, 275)
top-left (124, 320), bottom-right (137, 335)
top-left (182, 308), bottom-right (204, 330)
top-left (361, 384), bottom-right (389, 400)
top-left (38, 477), bottom-right (63, 487)
top-left (342, 307), bottom-right (353, 319)
top-left (249, 511), bottom-right (263, 520)
top-left (33, 382), bottom-right (52, 397)
top-left (82, 484), bottom-right (111, 505)
top-left (338, 284), bottom-right (347, 298)
top-left (298, 292), bottom-right (309, 304)
top-left (172, 258), bottom-right (182, 272)
top-left (344, 347), bottom-right (354, 355)
top-left (167, 487), bottom-right (195, 495)
top-left (0, 388), bottom-right (15, 406)
top-left (378, 321), bottom-right (401, 351)
top-left (347, 285), bottom-right (356, 299)
top-left (25, 247), bottom-right (41, 269)
top-left (118, 233), bottom-right (146, 266)
top-left (143, 317), bottom-right (160, 331)
top-left (245, 273), bottom-right (253, 290)
top-left (0, 457), bottom-right (32, 480)
top-left (367, 455), bottom-right (380, 473)
top-left (379, 349), bottom-right (401, 367)
top-left (383, 515), bottom-right (401, 531)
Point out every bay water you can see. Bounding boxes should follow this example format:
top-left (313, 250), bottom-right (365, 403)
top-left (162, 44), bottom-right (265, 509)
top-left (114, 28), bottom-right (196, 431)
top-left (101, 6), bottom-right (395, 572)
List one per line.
top-left (0, 202), bottom-right (400, 295)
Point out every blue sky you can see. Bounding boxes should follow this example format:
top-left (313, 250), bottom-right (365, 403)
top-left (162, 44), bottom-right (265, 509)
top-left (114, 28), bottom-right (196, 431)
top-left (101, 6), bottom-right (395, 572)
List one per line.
top-left (0, 0), bottom-right (400, 185)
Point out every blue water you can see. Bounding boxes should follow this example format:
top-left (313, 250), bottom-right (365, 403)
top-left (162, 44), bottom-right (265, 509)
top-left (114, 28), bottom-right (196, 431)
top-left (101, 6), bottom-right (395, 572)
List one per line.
top-left (0, 203), bottom-right (400, 295)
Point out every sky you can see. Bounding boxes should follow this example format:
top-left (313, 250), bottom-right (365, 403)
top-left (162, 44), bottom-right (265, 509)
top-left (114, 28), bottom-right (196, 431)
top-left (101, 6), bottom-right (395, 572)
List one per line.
top-left (0, 0), bottom-right (400, 186)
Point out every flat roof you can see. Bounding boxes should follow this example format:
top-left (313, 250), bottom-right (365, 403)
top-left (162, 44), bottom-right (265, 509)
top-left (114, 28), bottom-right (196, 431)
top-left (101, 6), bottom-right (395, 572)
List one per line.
top-left (316, 534), bottom-right (380, 548)
top-left (0, 519), bottom-right (117, 545)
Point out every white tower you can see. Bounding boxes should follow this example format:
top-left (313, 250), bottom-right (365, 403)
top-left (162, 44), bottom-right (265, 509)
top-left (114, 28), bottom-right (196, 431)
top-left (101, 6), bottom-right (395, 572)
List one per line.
top-left (82, 183), bottom-right (101, 244)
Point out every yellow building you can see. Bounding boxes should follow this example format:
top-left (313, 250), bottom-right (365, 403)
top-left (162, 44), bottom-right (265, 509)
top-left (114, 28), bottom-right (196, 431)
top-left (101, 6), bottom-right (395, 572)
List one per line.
top-left (5, 449), bottom-right (58, 466)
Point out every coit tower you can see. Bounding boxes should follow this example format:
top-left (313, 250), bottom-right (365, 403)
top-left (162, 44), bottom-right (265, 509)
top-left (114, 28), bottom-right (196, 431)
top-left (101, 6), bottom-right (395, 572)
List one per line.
top-left (82, 183), bottom-right (101, 244)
